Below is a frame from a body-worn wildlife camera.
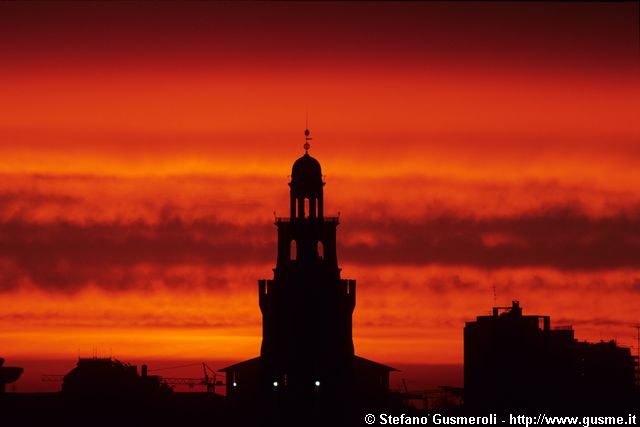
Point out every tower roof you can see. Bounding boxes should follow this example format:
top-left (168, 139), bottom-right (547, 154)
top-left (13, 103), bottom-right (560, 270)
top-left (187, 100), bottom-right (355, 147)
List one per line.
top-left (291, 153), bottom-right (322, 183)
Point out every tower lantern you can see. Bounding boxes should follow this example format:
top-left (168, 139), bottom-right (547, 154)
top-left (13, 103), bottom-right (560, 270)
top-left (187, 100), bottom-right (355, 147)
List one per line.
top-left (289, 129), bottom-right (324, 220)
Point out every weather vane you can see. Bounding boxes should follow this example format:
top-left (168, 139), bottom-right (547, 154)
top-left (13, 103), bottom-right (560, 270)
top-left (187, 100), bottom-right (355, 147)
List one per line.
top-left (304, 110), bottom-right (312, 153)
top-left (304, 129), bottom-right (311, 153)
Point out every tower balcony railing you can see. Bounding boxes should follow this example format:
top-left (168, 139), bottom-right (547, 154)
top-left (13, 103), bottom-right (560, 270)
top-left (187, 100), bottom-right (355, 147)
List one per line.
top-left (274, 216), bottom-right (339, 224)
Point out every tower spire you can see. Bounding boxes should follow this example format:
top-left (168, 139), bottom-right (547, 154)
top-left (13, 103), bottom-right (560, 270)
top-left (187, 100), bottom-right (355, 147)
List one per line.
top-left (304, 129), bottom-right (311, 153)
top-left (304, 111), bottom-right (312, 153)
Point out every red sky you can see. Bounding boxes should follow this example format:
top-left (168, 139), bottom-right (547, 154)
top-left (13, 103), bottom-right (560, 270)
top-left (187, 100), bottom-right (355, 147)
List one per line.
top-left (0, 2), bottom-right (639, 391)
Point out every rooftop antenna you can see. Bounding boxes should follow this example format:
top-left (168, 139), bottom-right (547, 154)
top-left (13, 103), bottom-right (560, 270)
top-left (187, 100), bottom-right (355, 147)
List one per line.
top-left (304, 109), bottom-right (312, 153)
top-left (492, 283), bottom-right (497, 306)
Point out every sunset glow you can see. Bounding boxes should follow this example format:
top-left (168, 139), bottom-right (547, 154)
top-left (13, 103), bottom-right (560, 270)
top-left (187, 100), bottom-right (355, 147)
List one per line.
top-left (0, 2), bottom-right (638, 390)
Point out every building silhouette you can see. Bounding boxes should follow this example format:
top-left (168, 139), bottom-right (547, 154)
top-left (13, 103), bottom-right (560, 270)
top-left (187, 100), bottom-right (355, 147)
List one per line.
top-left (62, 357), bottom-right (169, 396)
top-left (464, 301), bottom-right (637, 410)
top-left (221, 131), bottom-right (395, 409)
top-left (0, 358), bottom-right (23, 393)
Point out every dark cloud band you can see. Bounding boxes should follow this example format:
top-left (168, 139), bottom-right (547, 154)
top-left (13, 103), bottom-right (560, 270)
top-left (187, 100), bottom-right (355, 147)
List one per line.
top-left (1, 206), bottom-right (639, 291)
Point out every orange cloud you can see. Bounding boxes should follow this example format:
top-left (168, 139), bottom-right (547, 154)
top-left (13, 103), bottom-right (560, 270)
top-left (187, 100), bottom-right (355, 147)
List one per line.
top-left (0, 267), bottom-right (637, 367)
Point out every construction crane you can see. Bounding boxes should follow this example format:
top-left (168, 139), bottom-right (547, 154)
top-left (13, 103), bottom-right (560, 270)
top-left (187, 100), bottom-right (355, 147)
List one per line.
top-left (161, 363), bottom-right (223, 392)
top-left (149, 362), bottom-right (224, 393)
top-left (202, 362), bottom-right (222, 392)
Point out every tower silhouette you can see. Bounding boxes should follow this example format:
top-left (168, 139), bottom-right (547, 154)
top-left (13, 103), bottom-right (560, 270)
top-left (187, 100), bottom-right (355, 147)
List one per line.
top-left (221, 130), bottom-right (395, 408)
top-left (259, 129), bottom-right (355, 395)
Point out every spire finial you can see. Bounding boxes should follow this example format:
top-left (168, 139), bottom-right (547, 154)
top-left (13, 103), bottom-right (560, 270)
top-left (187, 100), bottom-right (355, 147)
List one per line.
top-left (304, 129), bottom-right (311, 153)
top-left (304, 110), bottom-right (312, 153)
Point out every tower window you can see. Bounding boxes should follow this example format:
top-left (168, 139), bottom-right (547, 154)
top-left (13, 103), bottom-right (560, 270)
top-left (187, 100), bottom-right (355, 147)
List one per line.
top-left (317, 241), bottom-right (324, 260)
top-left (290, 240), bottom-right (297, 261)
top-left (304, 198), bottom-right (310, 218)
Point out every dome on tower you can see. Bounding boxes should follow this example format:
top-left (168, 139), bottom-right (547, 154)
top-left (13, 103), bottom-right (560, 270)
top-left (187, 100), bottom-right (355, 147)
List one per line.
top-left (291, 153), bottom-right (322, 183)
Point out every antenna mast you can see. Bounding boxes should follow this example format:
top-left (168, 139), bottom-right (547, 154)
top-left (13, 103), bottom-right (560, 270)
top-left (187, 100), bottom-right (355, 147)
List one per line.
top-left (492, 283), bottom-right (497, 306)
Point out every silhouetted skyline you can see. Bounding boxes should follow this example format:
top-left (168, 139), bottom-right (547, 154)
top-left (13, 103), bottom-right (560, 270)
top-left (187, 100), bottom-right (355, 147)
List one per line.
top-left (0, 1), bottom-right (638, 387)
top-left (2, 143), bottom-right (636, 425)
